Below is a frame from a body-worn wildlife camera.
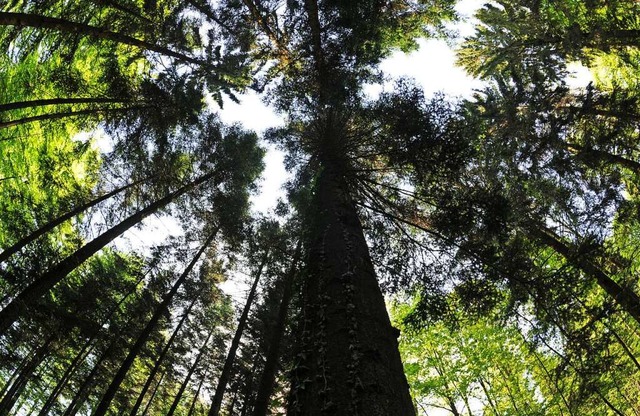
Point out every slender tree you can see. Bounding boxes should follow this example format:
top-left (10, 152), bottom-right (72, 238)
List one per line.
top-left (166, 329), bottom-right (213, 416)
top-left (92, 230), bottom-right (217, 415)
top-left (0, 174), bottom-right (153, 264)
top-left (252, 241), bottom-right (301, 416)
top-left (128, 296), bottom-right (198, 415)
top-left (0, 12), bottom-right (209, 67)
top-left (0, 170), bottom-right (218, 333)
top-left (208, 250), bottom-right (269, 415)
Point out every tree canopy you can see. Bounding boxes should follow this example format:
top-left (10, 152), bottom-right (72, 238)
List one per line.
top-left (1, 0), bottom-right (640, 415)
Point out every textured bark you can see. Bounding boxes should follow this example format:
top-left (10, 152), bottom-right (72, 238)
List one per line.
top-left (129, 297), bottom-right (198, 415)
top-left (208, 252), bottom-right (269, 416)
top-left (93, 231), bottom-right (217, 415)
top-left (0, 171), bottom-right (216, 334)
top-left (166, 330), bottom-right (213, 416)
top-left (0, 12), bottom-right (207, 66)
top-left (0, 175), bottom-right (151, 264)
top-left (288, 161), bottom-right (415, 415)
top-left (281, 2), bottom-right (416, 409)
top-left (252, 242), bottom-right (301, 416)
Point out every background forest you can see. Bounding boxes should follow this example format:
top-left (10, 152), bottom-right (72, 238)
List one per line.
top-left (1, 0), bottom-right (640, 415)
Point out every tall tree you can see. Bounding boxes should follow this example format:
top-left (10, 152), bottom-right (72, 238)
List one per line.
top-left (209, 246), bottom-right (269, 415)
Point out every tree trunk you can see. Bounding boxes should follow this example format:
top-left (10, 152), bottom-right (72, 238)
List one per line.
top-left (62, 337), bottom-right (118, 416)
top-left (288, 162), bottom-right (415, 416)
top-left (37, 337), bottom-right (93, 416)
top-left (0, 170), bottom-right (217, 334)
top-left (208, 251), bottom-right (269, 416)
top-left (140, 371), bottom-right (165, 416)
top-left (238, 371), bottom-right (255, 416)
top-left (238, 364), bottom-right (258, 416)
top-left (0, 335), bottom-right (55, 415)
top-left (166, 330), bottom-right (213, 416)
top-left (129, 296), bottom-right (198, 415)
top-left (225, 387), bottom-right (238, 416)
top-left (0, 175), bottom-right (152, 265)
top-left (609, 325), bottom-right (640, 371)
top-left (252, 242), bottom-right (301, 416)
top-left (565, 142), bottom-right (640, 173)
top-left (587, 28), bottom-right (640, 49)
top-left (0, 347), bottom-right (35, 402)
top-left (93, 230), bottom-right (217, 416)
top-left (0, 12), bottom-right (207, 67)
top-left (0, 97), bottom-right (129, 113)
top-left (0, 106), bottom-right (145, 129)
top-left (531, 226), bottom-right (640, 324)
top-left (38, 269), bottom-right (148, 416)
top-left (186, 370), bottom-right (208, 416)
top-left (184, 0), bottom-right (234, 33)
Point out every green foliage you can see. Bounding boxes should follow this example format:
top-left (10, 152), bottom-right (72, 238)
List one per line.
top-left (2, 0), bottom-right (640, 414)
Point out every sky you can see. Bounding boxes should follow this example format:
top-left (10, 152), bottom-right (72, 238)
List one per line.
top-left (217, 0), bottom-right (483, 215)
top-left (124, 0), bottom-right (593, 301)
top-left (98, 2), bottom-right (595, 412)
top-left (208, 0), bottom-right (487, 304)
top-left (216, 1), bottom-right (592, 216)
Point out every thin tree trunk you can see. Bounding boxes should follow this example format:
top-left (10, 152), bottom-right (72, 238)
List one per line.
top-left (445, 396), bottom-right (462, 416)
top-left (495, 365), bottom-right (521, 413)
top-left (0, 170), bottom-right (217, 334)
top-left (62, 338), bottom-right (118, 416)
top-left (288, 161), bottom-right (415, 416)
top-left (129, 296), bottom-right (199, 415)
top-left (0, 174), bottom-right (153, 264)
top-left (207, 251), bottom-right (269, 416)
top-left (0, 106), bottom-right (145, 129)
top-left (238, 370), bottom-right (255, 416)
top-left (478, 377), bottom-right (499, 416)
top-left (187, 369), bottom-right (209, 416)
top-left (37, 268), bottom-right (148, 416)
top-left (0, 97), bottom-right (129, 113)
top-left (184, 0), bottom-right (234, 33)
top-left (140, 371), bottom-right (166, 416)
top-left (225, 387), bottom-right (238, 416)
top-left (587, 28), bottom-right (640, 49)
top-left (610, 326), bottom-right (640, 371)
top-left (37, 337), bottom-right (93, 416)
top-left (595, 390), bottom-right (626, 416)
top-left (0, 347), bottom-right (35, 402)
top-left (166, 330), bottom-right (214, 416)
top-left (93, 230), bottom-right (218, 416)
top-left (0, 12), bottom-right (208, 67)
top-left (252, 242), bottom-right (301, 416)
top-left (531, 226), bottom-right (640, 325)
top-left (565, 142), bottom-right (640, 173)
top-left (0, 335), bottom-right (55, 415)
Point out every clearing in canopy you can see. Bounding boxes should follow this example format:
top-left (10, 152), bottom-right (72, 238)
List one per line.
top-left (1, 0), bottom-right (640, 415)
